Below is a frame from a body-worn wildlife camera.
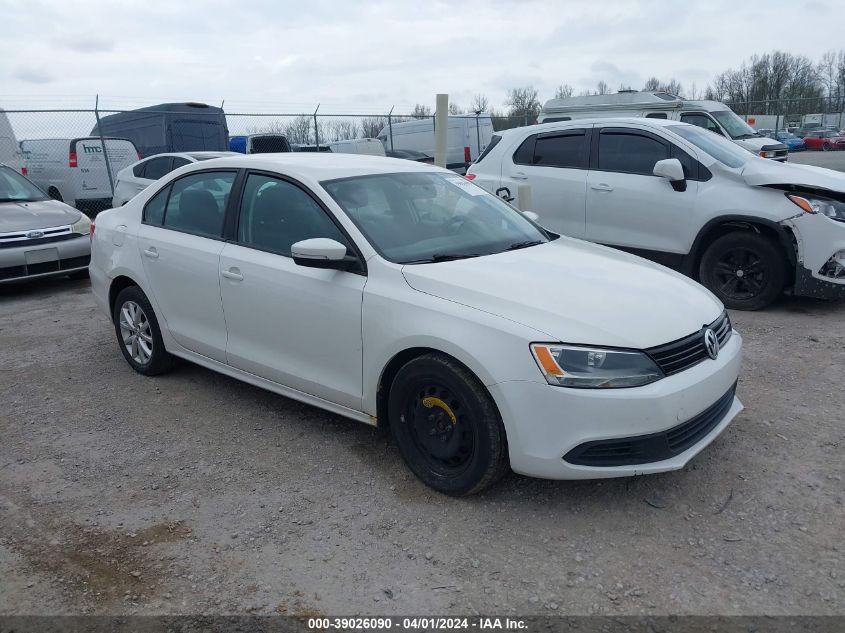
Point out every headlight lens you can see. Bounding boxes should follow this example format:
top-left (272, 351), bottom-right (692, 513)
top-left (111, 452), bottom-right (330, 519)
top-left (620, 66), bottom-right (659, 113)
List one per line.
top-left (787, 193), bottom-right (845, 222)
top-left (71, 214), bottom-right (91, 235)
top-left (530, 344), bottom-right (663, 389)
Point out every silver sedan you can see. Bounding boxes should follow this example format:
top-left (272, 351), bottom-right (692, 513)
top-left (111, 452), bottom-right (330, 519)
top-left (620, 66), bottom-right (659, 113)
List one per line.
top-left (0, 164), bottom-right (91, 283)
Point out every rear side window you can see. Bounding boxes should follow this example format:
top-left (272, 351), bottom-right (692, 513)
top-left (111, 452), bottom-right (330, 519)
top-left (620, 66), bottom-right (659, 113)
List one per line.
top-left (542, 117), bottom-right (571, 123)
top-left (133, 162), bottom-right (147, 178)
top-left (533, 131), bottom-right (587, 168)
top-left (474, 134), bottom-right (501, 164)
top-left (171, 157), bottom-right (190, 169)
top-left (597, 132), bottom-right (668, 175)
top-left (143, 186), bottom-right (169, 224)
top-left (162, 171), bottom-right (236, 238)
top-left (646, 112), bottom-right (668, 119)
top-left (142, 157), bottom-right (172, 181)
top-left (513, 136), bottom-right (536, 165)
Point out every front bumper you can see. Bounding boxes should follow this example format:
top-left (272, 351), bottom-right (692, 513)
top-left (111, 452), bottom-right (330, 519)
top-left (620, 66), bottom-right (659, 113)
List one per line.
top-left (0, 235), bottom-right (91, 283)
top-left (783, 213), bottom-right (845, 300)
top-left (490, 331), bottom-right (743, 479)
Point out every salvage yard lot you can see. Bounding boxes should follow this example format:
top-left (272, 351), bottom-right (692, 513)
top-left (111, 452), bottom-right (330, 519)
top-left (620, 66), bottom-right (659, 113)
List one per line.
top-left (1, 277), bottom-right (843, 616)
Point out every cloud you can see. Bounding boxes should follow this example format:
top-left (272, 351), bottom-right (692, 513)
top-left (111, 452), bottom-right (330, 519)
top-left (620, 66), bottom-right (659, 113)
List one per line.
top-left (12, 66), bottom-right (55, 84)
top-left (56, 35), bottom-right (115, 53)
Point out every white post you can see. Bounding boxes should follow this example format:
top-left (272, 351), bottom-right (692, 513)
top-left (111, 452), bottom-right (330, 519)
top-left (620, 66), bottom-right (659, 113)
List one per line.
top-left (434, 93), bottom-right (448, 168)
top-left (516, 183), bottom-right (533, 212)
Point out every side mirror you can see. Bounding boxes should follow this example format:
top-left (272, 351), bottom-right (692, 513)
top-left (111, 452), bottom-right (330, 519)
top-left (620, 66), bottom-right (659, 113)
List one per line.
top-left (291, 238), bottom-right (356, 271)
top-left (522, 210), bottom-right (540, 222)
top-left (653, 158), bottom-right (687, 192)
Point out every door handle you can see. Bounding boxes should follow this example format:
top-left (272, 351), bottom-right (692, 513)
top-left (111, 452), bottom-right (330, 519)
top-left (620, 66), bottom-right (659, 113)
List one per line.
top-left (511, 172), bottom-right (528, 180)
top-left (221, 267), bottom-right (244, 281)
top-left (143, 247), bottom-right (158, 259)
top-left (590, 183), bottom-right (614, 192)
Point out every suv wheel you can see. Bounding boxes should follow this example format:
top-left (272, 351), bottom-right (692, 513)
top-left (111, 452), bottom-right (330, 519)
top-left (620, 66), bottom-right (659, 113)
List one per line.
top-left (699, 232), bottom-right (786, 310)
top-left (112, 286), bottom-right (176, 375)
top-left (387, 353), bottom-right (509, 496)
top-left (823, 142), bottom-right (832, 151)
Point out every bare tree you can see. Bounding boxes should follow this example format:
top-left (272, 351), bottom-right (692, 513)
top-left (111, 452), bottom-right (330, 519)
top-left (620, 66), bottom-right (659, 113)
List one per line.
top-left (448, 102), bottom-right (464, 115)
top-left (505, 86), bottom-right (540, 117)
top-left (643, 77), bottom-right (660, 91)
top-left (554, 84), bottom-right (574, 99)
top-left (470, 93), bottom-right (490, 112)
top-left (618, 83), bottom-right (633, 92)
top-left (283, 115), bottom-right (313, 144)
top-left (411, 103), bottom-right (432, 118)
top-left (596, 80), bottom-right (609, 95)
top-left (360, 116), bottom-right (388, 139)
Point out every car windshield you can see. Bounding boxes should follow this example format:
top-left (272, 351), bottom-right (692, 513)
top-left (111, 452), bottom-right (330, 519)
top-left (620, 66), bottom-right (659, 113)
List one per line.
top-left (711, 110), bottom-right (759, 139)
top-left (668, 124), bottom-right (751, 169)
top-left (0, 166), bottom-right (48, 203)
top-left (322, 171), bottom-right (550, 264)
top-left (777, 132), bottom-right (796, 139)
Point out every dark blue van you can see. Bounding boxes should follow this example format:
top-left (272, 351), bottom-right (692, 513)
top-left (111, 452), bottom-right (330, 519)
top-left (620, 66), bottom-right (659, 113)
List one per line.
top-left (91, 102), bottom-right (229, 157)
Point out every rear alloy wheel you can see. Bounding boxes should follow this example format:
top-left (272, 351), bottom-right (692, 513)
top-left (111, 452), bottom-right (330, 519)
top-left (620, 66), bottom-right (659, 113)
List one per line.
top-left (387, 353), bottom-right (509, 496)
top-left (823, 142), bottom-right (832, 151)
top-left (699, 232), bottom-right (786, 310)
top-left (112, 286), bottom-right (175, 375)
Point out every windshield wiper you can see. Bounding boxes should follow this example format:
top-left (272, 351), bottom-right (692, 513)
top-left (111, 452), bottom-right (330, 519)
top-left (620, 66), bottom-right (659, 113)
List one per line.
top-left (503, 239), bottom-right (544, 252)
top-left (400, 253), bottom-right (484, 264)
top-left (734, 133), bottom-right (758, 139)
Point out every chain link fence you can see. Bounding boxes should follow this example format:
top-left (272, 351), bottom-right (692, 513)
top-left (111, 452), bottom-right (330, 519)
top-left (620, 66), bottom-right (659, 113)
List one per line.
top-left (725, 95), bottom-right (845, 130)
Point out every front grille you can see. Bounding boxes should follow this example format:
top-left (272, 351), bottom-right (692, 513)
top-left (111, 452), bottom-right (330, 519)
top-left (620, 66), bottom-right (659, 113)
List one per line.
top-left (61, 255), bottom-right (90, 270)
top-left (0, 254), bottom-right (89, 281)
top-left (646, 312), bottom-right (732, 376)
top-left (563, 383), bottom-right (737, 467)
top-left (0, 224), bottom-right (80, 249)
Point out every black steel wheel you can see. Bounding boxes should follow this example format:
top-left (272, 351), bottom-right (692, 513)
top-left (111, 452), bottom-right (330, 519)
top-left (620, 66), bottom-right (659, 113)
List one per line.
top-left (387, 353), bottom-right (509, 496)
top-left (699, 232), bottom-right (786, 310)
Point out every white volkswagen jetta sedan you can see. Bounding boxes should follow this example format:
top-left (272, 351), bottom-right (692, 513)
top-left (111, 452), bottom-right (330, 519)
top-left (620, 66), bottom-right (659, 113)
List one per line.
top-left (90, 153), bottom-right (743, 495)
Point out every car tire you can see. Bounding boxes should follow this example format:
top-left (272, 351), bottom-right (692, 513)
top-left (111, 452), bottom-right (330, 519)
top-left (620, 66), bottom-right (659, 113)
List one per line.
top-left (823, 142), bottom-right (832, 151)
top-left (387, 353), bottom-right (509, 496)
top-left (699, 232), bottom-right (786, 311)
top-left (112, 286), bottom-right (176, 376)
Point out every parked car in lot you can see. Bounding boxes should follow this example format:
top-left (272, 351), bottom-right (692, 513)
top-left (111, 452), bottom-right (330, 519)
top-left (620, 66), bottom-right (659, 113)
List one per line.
top-left (112, 151), bottom-right (239, 207)
top-left (467, 118), bottom-right (845, 310)
top-left (328, 138), bottom-right (386, 156)
top-left (229, 133), bottom-right (291, 154)
top-left (0, 109), bottom-right (24, 174)
top-left (386, 148), bottom-right (434, 164)
top-left (20, 137), bottom-right (139, 214)
top-left (538, 92), bottom-right (789, 161)
top-left (773, 130), bottom-right (806, 152)
top-left (802, 130), bottom-right (845, 151)
top-left (90, 153), bottom-right (743, 495)
top-left (0, 163), bottom-right (91, 283)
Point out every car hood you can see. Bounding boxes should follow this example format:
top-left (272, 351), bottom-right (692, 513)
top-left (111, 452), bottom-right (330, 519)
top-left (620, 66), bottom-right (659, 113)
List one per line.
top-left (401, 239), bottom-right (723, 349)
top-left (735, 137), bottom-right (786, 151)
top-left (0, 199), bottom-right (83, 232)
top-left (741, 157), bottom-right (845, 192)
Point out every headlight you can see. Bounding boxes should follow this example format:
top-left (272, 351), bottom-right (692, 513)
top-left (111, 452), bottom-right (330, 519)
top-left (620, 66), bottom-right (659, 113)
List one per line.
top-left (787, 193), bottom-right (845, 222)
top-left (759, 150), bottom-right (778, 159)
top-left (71, 214), bottom-right (91, 235)
top-left (530, 344), bottom-right (663, 389)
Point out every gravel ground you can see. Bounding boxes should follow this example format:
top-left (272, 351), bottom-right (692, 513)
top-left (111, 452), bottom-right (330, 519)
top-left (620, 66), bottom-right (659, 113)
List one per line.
top-left (1, 277), bottom-right (843, 617)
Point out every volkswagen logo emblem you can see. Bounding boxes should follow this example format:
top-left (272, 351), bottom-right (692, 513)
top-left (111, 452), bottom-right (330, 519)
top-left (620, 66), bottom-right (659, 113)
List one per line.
top-left (26, 230), bottom-right (44, 239)
top-left (704, 328), bottom-right (720, 360)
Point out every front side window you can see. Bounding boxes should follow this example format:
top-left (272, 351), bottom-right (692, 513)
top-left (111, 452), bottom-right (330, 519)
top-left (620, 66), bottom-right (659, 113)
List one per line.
top-left (0, 166), bottom-right (47, 202)
top-left (323, 171), bottom-right (549, 264)
top-left (597, 132), bottom-right (668, 175)
top-left (237, 174), bottom-right (348, 256)
top-left (162, 171), bottom-right (235, 238)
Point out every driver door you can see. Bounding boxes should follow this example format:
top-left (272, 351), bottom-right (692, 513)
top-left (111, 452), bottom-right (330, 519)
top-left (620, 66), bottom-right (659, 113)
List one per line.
top-left (218, 172), bottom-right (366, 410)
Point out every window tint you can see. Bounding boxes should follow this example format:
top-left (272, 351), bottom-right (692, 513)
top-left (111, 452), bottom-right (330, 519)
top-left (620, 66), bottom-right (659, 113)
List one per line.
top-left (171, 157), bottom-right (190, 169)
top-left (597, 132), bottom-right (668, 175)
top-left (533, 132), bottom-right (586, 168)
top-left (646, 112), bottom-right (668, 119)
top-left (162, 171), bottom-right (235, 238)
top-left (513, 136), bottom-right (536, 165)
top-left (680, 113), bottom-right (723, 135)
top-left (143, 186), bottom-right (169, 225)
top-left (475, 134), bottom-right (501, 164)
top-left (670, 145), bottom-right (695, 179)
top-left (542, 117), bottom-right (571, 123)
top-left (237, 174), bottom-right (348, 256)
top-left (142, 157), bottom-right (172, 181)
top-left (133, 161), bottom-right (147, 178)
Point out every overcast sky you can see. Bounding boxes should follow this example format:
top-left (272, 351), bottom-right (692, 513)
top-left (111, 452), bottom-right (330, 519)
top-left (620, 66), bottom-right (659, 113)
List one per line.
top-left (1, 0), bottom-right (842, 114)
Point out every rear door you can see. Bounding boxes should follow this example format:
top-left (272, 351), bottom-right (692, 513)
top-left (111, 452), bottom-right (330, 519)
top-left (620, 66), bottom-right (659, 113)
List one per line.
top-left (499, 128), bottom-right (590, 238)
top-left (136, 169), bottom-right (237, 361)
top-left (585, 126), bottom-right (698, 258)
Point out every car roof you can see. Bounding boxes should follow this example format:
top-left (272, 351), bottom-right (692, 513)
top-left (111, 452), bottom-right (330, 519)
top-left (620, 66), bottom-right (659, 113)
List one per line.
top-left (495, 116), bottom-right (685, 138)
top-left (180, 152), bottom-right (446, 180)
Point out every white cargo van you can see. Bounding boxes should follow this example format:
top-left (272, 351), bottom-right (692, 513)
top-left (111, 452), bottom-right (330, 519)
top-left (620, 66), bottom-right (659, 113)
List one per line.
top-left (377, 114), bottom-right (494, 172)
top-left (20, 137), bottom-right (139, 214)
top-left (328, 138), bottom-right (386, 156)
top-left (0, 109), bottom-right (24, 173)
top-left (538, 92), bottom-right (788, 161)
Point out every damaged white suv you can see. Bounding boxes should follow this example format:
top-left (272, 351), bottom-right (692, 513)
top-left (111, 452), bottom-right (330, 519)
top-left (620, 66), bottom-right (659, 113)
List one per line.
top-left (467, 119), bottom-right (845, 309)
